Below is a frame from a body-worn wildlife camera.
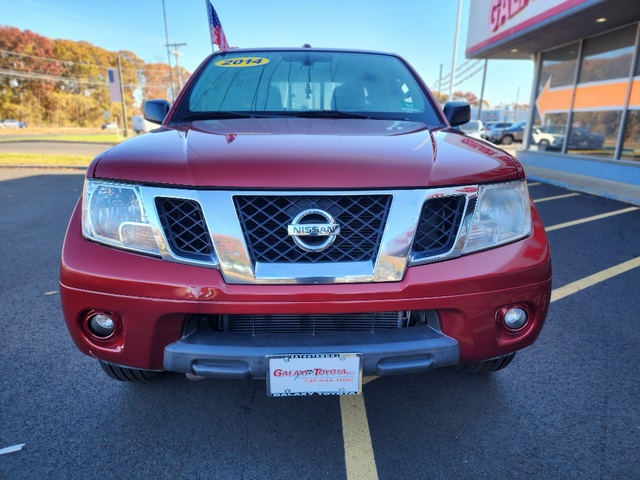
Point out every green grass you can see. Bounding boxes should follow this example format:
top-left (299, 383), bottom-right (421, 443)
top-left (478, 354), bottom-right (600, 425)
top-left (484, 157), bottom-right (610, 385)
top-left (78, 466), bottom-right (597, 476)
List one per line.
top-left (0, 153), bottom-right (92, 166)
top-left (0, 134), bottom-right (121, 144)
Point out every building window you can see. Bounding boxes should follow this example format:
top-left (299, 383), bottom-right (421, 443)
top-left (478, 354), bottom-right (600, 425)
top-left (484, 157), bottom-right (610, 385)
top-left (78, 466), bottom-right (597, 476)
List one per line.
top-left (621, 33), bottom-right (640, 162)
top-left (568, 25), bottom-right (636, 158)
top-left (621, 111), bottom-right (640, 161)
top-left (530, 42), bottom-right (579, 152)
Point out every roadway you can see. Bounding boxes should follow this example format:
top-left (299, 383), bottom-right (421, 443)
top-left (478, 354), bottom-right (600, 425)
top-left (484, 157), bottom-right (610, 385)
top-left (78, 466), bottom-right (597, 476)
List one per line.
top-left (0, 141), bottom-right (113, 158)
top-left (1, 163), bottom-right (638, 479)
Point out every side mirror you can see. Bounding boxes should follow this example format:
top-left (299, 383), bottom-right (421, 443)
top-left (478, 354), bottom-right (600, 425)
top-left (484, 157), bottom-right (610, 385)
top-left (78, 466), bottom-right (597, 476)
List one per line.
top-left (144, 100), bottom-right (171, 125)
top-left (443, 101), bottom-right (471, 127)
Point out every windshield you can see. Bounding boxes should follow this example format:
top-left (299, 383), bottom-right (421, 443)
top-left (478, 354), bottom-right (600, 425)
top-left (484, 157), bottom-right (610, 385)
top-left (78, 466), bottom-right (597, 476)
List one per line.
top-left (174, 50), bottom-right (442, 124)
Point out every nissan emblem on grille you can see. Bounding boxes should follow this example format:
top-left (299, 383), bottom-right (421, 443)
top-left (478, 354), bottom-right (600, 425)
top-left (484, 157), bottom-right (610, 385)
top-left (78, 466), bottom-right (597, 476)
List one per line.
top-left (287, 209), bottom-right (341, 252)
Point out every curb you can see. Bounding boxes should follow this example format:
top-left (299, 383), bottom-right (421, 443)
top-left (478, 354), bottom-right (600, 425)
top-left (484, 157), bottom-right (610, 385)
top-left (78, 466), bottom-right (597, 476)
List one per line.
top-left (527, 174), bottom-right (640, 207)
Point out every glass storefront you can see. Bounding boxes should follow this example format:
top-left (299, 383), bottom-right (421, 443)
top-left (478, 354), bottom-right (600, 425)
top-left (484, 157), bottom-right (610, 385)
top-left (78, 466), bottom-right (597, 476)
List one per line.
top-left (621, 48), bottom-right (640, 160)
top-left (529, 23), bottom-right (640, 162)
top-left (531, 43), bottom-right (579, 153)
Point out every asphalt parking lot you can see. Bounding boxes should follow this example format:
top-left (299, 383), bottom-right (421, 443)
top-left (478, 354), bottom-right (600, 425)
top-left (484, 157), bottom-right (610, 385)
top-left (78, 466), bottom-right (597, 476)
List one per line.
top-left (1, 167), bottom-right (639, 479)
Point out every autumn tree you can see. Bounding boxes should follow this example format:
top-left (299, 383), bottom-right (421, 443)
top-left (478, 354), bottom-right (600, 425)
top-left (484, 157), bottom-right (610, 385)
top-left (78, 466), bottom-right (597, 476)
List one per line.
top-left (0, 26), bottom-right (189, 126)
top-left (453, 90), bottom-right (484, 106)
top-left (142, 63), bottom-right (174, 102)
top-left (431, 91), bottom-right (448, 104)
top-left (0, 26), bottom-right (64, 124)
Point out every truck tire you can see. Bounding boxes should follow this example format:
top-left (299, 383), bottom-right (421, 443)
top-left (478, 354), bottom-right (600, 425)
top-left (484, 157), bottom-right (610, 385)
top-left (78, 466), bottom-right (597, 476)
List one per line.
top-left (99, 361), bottom-right (166, 382)
top-left (501, 135), bottom-right (514, 145)
top-left (538, 139), bottom-right (549, 150)
top-left (451, 353), bottom-right (516, 373)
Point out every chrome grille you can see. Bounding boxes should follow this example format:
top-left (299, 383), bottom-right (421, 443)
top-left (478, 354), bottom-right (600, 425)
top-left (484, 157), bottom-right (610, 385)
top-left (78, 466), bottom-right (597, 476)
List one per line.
top-left (233, 195), bottom-right (392, 264)
top-left (411, 196), bottom-right (465, 259)
top-left (142, 184), bottom-right (479, 284)
top-left (156, 198), bottom-right (214, 260)
top-left (219, 312), bottom-right (407, 334)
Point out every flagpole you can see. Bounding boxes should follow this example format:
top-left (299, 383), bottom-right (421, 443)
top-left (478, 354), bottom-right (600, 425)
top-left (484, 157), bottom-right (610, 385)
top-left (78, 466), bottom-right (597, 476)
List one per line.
top-left (205, 0), bottom-right (215, 52)
top-left (206, 1), bottom-right (229, 52)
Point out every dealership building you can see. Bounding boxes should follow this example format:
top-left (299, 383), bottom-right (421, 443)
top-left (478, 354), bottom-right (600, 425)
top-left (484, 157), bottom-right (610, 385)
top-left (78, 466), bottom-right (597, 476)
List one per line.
top-left (466, 0), bottom-right (640, 203)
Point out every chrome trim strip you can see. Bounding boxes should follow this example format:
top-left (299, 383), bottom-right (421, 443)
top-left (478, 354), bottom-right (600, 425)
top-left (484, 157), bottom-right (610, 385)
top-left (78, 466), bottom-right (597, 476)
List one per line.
top-left (255, 261), bottom-right (373, 284)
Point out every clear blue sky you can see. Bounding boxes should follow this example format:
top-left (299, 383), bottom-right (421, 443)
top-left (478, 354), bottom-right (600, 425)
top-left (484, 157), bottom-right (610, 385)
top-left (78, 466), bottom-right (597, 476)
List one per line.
top-left (1, 0), bottom-right (534, 107)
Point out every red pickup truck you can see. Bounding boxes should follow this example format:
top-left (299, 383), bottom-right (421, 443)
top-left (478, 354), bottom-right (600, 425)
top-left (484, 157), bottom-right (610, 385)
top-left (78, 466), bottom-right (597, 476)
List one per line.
top-left (60, 47), bottom-right (551, 396)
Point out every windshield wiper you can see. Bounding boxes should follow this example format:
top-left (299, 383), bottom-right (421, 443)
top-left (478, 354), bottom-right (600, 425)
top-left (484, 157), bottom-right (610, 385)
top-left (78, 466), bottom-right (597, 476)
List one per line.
top-left (179, 111), bottom-right (264, 121)
top-left (179, 110), bottom-right (408, 122)
top-left (287, 110), bottom-right (372, 119)
top-left (292, 110), bottom-right (413, 121)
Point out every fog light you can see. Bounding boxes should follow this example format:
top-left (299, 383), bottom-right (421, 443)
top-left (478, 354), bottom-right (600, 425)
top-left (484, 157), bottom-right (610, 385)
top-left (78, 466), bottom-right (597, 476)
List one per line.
top-left (88, 314), bottom-right (116, 338)
top-left (503, 307), bottom-right (527, 330)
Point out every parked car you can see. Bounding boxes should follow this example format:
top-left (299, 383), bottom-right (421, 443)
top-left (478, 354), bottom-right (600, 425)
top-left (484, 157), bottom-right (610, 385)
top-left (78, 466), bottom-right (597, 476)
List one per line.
top-left (458, 119), bottom-right (485, 139)
top-left (101, 122), bottom-right (117, 130)
top-left (482, 121), bottom-right (512, 140)
top-left (532, 125), bottom-right (605, 151)
top-left (532, 125), bottom-right (565, 150)
top-left (488, 121), bottom-right (526, 145)
top-left (1, 119), bottom-right (25, 128)
top-left (131, 115), bottom-right (155, 134)
top-left (60, 47), bottom-right (551, 396)
top-left (569, 126), bottom-right (605, 150)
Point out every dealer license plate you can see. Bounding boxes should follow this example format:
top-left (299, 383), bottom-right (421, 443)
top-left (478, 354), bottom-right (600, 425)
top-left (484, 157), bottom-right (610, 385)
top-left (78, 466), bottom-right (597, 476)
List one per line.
top-left (267, 353), bottom-right (362, 397)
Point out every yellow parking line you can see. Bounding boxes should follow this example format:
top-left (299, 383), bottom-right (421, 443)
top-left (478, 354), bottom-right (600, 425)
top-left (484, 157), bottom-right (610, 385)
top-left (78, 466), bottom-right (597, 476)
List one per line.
top-left (546, 207), bottom-right (639, 232)
top-left (362, 376), bottom-right (378, 386)
top-left (535, 193), bottom-right (580, 203)
top-left (551, 256), bottom-right (640, 303)
top-left (341, 391), bottom-right (378, 480)
top-left (340, 245), bottom-right (639, 480)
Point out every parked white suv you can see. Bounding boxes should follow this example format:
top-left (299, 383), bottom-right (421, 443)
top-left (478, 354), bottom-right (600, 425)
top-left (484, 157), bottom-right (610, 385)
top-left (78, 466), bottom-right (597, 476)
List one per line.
top-left (532, 125), bottom-right (565, 151)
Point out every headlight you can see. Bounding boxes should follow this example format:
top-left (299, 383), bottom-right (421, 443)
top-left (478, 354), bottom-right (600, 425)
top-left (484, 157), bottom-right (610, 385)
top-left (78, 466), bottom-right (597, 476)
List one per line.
top-left (82, 179), bottom-right (161, 255)
top-left (463, 181), bottom-right (532, 254)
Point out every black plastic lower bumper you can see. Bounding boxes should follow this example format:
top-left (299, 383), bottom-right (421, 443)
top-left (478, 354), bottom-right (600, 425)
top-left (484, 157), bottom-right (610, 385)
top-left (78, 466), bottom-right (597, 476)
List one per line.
top-left (164, 325), bottom-right (460, 379)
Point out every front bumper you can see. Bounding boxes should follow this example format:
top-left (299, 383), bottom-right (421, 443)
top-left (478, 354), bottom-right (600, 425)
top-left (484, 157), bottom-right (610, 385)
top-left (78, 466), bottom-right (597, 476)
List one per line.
top-left (164, 326), bottom-right (459, 379)
top-left (60, 201), bottom-right (551, 375)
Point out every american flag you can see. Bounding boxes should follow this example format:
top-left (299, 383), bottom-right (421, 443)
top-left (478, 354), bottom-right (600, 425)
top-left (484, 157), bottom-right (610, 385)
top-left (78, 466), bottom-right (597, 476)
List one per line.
top-left (207, 1), bottom-right (229, 51)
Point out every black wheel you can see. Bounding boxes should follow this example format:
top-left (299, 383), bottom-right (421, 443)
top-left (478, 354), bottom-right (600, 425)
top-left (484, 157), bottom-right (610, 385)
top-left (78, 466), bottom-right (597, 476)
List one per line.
top-left (538, 139), bottom-right (549, 150)
top-left (451, 353), bottom-right (516, 374)
top-left (501, 135), bottom-right (514, 145)
top-left (99, 361), bottom-right (166, 382)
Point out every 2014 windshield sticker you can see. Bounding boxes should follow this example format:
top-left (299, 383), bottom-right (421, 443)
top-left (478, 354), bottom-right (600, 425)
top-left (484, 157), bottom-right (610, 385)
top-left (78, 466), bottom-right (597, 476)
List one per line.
top-left (401, 101), bottom-right (420, 112)
top-left (215, 57), bottom-right (270, 67)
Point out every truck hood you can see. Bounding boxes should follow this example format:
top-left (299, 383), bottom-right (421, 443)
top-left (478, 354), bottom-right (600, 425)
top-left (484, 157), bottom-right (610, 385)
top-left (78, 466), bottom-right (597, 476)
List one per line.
top-left (92, 118), bottom-right (521, 188)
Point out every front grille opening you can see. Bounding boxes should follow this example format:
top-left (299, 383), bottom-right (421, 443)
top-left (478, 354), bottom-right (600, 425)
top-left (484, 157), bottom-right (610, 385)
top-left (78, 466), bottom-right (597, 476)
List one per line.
top-left (411, 195), bottom-right (466, 259)
top-left (184, 310), bottom-right (439, 336)
top-left (156, 197), bottom-right (214, 260)
top-left (233, 194), bottom-right (392, 264)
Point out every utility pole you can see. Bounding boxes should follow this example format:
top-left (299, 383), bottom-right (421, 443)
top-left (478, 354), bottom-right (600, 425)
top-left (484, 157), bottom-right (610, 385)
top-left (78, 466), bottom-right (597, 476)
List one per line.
top-left (166, 42), bottom-right (187, 92)
top-left (117, 55), bottom-right (128, 137)
top-left (448, 0), bottom-right (463, 102)
top-left (477, 59), bottom-right (488, 120)
top-left (162, 0), bottom-right (176, 101)
top-left (438, 64), bottom-right (443, 104)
